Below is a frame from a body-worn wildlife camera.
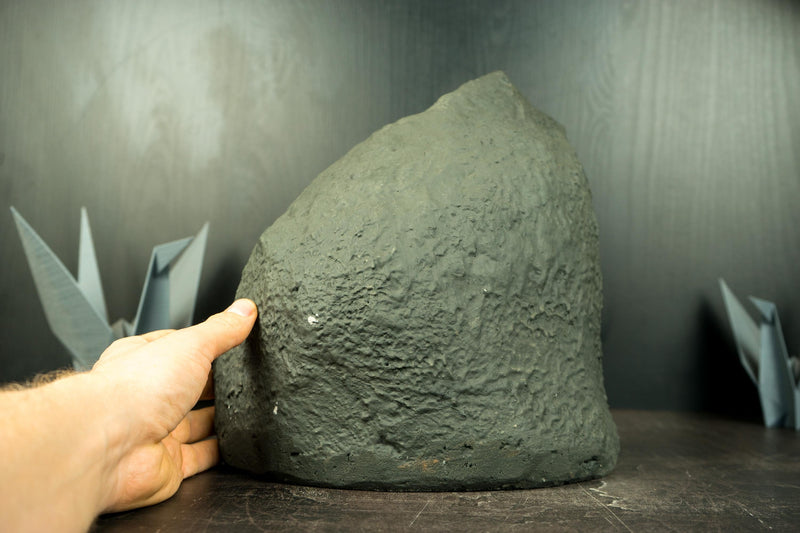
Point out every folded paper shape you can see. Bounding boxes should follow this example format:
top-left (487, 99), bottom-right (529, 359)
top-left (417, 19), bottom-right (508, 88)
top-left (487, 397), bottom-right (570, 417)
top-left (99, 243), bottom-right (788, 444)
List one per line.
top-left (11, 207), bottom-right (208, 370)
top-left (719, 279), bottom-right (800, 430)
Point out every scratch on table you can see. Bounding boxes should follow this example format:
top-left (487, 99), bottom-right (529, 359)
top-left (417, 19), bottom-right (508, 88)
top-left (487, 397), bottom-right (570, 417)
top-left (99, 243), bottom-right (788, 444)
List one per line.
top-left (731, 499), bottom-right (767, 528)
top-left (580, 483), bottom-right (634, 532)
top-left (502, 495), bottom-right (529, 522)
top-left (409, 498), bottom-right (432, 527)
top-left (676, 470), bottom-right (702, 514)
top-left (679, 470), bottom-right (694, 494)
top-left (244, 489), bottom-right (270, 532)
top-left (590, 480), bottom-right (635, 511)
top-left (199, 501), bottom-right (224, 532)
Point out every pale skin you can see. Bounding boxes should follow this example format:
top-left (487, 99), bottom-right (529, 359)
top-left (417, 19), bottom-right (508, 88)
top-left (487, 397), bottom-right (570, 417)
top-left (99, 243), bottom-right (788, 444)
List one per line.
top-left (0, 298), bottom-right (257, 533)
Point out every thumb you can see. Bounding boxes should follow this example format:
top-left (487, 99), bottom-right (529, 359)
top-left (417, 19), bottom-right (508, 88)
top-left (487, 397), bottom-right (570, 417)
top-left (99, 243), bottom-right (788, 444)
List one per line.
top-left (152, 299), bottom-right (258, 365)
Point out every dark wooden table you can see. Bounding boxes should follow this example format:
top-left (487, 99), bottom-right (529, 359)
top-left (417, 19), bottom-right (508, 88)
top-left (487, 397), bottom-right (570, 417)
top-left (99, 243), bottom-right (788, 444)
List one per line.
top-left (93, 410), bottom-right (799, 531)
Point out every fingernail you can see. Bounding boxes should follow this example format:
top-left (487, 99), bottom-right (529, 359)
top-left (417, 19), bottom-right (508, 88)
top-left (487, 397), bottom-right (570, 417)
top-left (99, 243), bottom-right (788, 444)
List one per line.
top-left (227, 299), bottom-right (256, 317)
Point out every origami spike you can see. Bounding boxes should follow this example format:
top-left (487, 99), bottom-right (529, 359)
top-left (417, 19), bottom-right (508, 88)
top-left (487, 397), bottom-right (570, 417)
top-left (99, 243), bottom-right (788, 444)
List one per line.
top-left (719, 279), bottom-right (800, 430)
top-left (11, 207), bottom-right (208, 370)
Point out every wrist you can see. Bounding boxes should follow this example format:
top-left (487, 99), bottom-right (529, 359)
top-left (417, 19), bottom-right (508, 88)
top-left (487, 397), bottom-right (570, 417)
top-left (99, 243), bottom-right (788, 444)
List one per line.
top-left (49, 372), bottom-right (125, 517)
top-left (72, 371), bottom-right (137, 512)
top-left (33, 371), bottom-right (134, 519)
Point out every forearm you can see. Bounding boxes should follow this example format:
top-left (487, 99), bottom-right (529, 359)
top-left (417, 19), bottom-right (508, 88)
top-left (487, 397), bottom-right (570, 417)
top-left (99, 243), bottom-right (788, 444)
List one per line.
top-left (0, 372), bottom-right (122, 532)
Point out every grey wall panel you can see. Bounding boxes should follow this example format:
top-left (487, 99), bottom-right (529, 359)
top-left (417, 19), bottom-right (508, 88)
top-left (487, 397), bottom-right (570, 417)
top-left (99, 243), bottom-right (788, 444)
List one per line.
top-left (1, 0), bottom-right (798, 416)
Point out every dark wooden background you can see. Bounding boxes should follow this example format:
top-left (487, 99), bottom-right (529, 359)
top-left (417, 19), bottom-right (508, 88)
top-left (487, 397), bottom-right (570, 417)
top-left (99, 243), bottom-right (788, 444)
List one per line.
top-left (1, 0), bottom-right (798, 416)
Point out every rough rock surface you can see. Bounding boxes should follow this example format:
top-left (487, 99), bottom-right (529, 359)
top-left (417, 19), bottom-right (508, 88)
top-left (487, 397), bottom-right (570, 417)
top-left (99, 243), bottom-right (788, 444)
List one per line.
top-left (214, 71), bottom-right (619, 490)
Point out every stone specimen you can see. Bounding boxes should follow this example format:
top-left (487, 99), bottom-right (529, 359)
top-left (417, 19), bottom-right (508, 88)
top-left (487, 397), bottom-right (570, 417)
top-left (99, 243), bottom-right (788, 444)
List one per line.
top-left (214, 71), bottom-right (619, 490)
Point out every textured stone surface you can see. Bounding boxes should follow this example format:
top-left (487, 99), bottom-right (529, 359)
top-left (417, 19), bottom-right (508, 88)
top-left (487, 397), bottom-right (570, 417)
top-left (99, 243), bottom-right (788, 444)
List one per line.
top-left (214, 71), bottom-right (619, 490)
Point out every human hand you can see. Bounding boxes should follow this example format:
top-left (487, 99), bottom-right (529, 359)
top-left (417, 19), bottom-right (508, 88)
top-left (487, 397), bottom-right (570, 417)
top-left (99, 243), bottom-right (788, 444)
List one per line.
top-left (90, 298), bottom-right (257, 513)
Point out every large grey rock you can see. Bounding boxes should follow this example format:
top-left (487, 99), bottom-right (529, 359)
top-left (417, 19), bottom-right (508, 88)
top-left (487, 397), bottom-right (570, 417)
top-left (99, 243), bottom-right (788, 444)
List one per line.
top-left (214, 71), bottom-right (619, 490)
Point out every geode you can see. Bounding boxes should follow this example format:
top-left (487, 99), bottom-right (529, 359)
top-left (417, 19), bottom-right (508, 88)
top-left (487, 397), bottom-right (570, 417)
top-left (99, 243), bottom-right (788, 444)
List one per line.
top-left (214, 71), bottom-right (619, 490)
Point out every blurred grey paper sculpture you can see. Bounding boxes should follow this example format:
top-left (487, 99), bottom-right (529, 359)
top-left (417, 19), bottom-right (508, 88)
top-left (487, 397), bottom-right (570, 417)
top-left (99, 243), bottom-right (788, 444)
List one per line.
top-left (11, 207), bottom-right (208, 370)
top-left (215, 72), bottom-right (619, 490)
top-left (719, 279), bottom-right (800, 430)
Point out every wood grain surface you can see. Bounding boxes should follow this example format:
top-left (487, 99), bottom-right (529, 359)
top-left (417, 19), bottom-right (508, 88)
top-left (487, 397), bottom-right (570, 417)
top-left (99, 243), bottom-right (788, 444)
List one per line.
top-left (1, 0), bottom-right (799, 414)
top-left (91, 410), bottom-right (800, 531)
